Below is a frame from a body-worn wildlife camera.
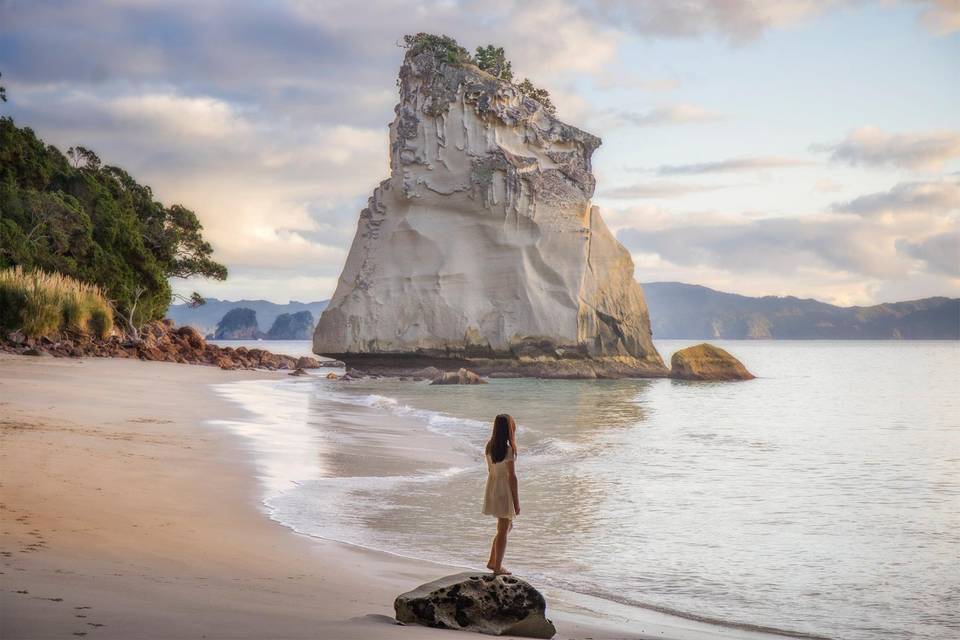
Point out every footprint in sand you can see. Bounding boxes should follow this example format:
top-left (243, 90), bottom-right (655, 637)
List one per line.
top-left (74, 606), bottom-right (92, 610)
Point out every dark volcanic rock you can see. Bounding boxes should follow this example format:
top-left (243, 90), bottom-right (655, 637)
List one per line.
top-left (670, 343), bottom-right (754, 381)
top-left (394, 572), bottom-right (555, 638)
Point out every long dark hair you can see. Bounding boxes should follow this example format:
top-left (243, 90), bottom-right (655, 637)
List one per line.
top-left (486, 414), bottom-right (514, 463)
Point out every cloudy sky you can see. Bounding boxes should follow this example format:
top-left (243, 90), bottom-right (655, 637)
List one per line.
top-left (2, 0), bottom-right (958, 305)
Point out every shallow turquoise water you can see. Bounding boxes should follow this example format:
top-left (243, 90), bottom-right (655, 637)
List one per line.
top-left (217, 340), bottom-right (960, 639)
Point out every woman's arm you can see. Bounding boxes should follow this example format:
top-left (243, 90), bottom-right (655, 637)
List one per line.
top-left (506, 459), bottom-right (520, 515)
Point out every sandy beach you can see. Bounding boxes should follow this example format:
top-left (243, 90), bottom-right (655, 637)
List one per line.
top-left (1, 354), bottom-right (803, 640)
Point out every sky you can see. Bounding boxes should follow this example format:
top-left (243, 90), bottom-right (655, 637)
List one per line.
top-left (1, 0), bottom-right (958, 306)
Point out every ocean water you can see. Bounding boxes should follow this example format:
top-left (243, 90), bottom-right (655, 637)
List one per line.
top-left (212, 340), bottom-right (960, 640)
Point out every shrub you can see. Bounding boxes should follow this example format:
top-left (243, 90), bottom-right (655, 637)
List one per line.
top-left (0, 266), bottom-right (114, 338)
top-left (517, 78), bottom-right (556, 115)
top-left (402, 33), bottom-right (472, 65)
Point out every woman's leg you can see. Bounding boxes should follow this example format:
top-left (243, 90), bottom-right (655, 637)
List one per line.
top-left (493, 517), bottom-right (511, 573)
top-left (486, 518), bottom-right (511, 572)
top-left (487, 532), bottom-right (498, 570)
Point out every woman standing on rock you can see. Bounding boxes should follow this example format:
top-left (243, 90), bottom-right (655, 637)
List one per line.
top-left (483, 414), bottom-right (520, 575)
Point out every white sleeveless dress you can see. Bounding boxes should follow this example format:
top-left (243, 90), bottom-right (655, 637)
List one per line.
top-left (482, 444), bottom-right (516, 519)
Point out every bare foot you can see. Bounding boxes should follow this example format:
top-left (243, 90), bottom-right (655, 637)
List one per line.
top-left (492, 567), bottom-right (511, 576)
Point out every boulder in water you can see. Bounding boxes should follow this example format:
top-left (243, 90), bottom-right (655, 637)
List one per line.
top-left (670, 343), bottom-right (754, 380)
top-left (394, 572), bottom-right (555, 638)
top-left (430, 368), bottom-right (487, 385)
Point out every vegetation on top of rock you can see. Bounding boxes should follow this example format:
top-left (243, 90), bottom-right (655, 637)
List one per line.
top-left (474, 45), bottom-right (513, 81)
top-left (0, 116), bottom-right (226, 335)
top-left (266, 310), bottom-right (315, 340)
top-left (402, 33), bottom-right (472, 65)
top-left (516, 78), bottom-right (556, 115)
top-left (0, 266), bottom-right (113, 339)
top-left (401, 33), bottom-right (556, 115)
top-left (213, 307), bottom-right (262, 340)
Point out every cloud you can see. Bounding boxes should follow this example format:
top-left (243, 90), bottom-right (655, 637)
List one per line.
top-left (655, 156), bottom-right (813, 175)
top-left (813, 178), bottom-right (844, 193)
top-left (583, 0), bottom-right (853, 42)
top-left (813, 127), bottom-right (960, 170)
top-left (896, 232), bottom-right (960, 276)
top-left (607, 104), bottom-right (721, 127)
top-left (911, 0), bottom-right (960, 35)
top-left (613, 187), bottom-right (959, 302)
top-left (832, 180), bottom-right (960, 216)
top-left (601, 182), bottom-right (729, 199)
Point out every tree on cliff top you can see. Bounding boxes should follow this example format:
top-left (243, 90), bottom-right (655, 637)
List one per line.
top-left (401, 34), bottom-right (556, 115)
top-left (474, 45), bottom-right (513, 81)
top-left (516, 78), bottom-right (556, 115)
top-left (402, 33), bottom-right (472, 65)
top-left (0, 116), bottom-right (227, 334)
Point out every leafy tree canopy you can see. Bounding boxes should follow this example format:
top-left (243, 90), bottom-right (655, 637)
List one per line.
top-left (402, 33), bottom-right (472, 65)
top-left (474, 45), bottom-right (513, 81)
top-left (516, 78), bottom-right (557, 115)
top-left (0, 116), bottom-right (226, 330)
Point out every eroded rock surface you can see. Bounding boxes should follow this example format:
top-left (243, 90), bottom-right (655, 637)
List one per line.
top-left (430, 367), bottom-right (486, 385)
top-left (670, 343), bottom-right (755, 381)
top-left (314, 49), bottom-right (666, 378)
top-left (394, 572), bottom-right (555, 638)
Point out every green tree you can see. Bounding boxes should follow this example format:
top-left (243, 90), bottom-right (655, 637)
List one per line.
top-left (0, 116), bottom-right (226, 333)
top-left (517, 78), bottom-right (556, 115)
top-left (474, 45), bottom-right (513, 81)
top-left (401, 33), bottom-right (472, 64)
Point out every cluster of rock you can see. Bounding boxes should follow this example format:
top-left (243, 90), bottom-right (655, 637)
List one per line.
top-left (395, 572), bottom-right (555, 638)
top-left (210, 308), bottom-right (317, 341)
top-left (1, 320), bottom-right (329, 372)
top-left (314, 47), bottom-right (667, 379)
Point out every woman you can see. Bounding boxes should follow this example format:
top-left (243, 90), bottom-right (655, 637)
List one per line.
top-left (483, 413), bottom-right (520, 575)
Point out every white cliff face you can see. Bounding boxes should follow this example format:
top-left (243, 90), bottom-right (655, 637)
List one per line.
top-left (315, 51), bottom-right (666, 376)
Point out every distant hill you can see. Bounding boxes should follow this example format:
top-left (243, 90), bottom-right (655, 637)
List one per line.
top-left (641, 282), bottom-right (959, 339)
top-left (167, 298), bottom-right (328, 337)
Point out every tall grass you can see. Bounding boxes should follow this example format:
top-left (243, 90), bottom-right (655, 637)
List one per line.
top-left (0, 266), bottom-right (114, 339)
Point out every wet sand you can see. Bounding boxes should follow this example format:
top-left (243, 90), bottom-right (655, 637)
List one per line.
top-left (0, 354), bottom-right (795, 639)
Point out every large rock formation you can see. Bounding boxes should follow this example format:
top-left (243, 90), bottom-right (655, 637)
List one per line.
top-left (266, 311), bottom-right (315, 340)
top-left (214, 308), bottom-right (263, 340)
top-left (395, 572), bottom-right (556, 638)
top-left (670, 343), bottom-right (755, 381)
top-left (314, 47), bottom-right (667, 378)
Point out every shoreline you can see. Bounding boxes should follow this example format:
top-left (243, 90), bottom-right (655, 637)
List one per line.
top-left (1, 354), bottom-right (808, 639)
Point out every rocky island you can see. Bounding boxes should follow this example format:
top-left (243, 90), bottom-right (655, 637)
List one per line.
top-left (314, 36), bottom-right (668, 379)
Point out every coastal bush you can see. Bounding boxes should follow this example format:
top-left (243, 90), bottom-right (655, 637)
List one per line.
top-left (402, 33), bottom-right (472, 64)
top-left (0, 266), bottom-right (113, 338)
top-left (474, 45), bottom-right (513, 81)
top-left (0, 116), bottom-right (227, 333)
